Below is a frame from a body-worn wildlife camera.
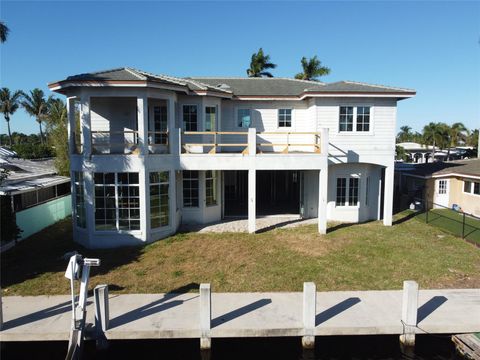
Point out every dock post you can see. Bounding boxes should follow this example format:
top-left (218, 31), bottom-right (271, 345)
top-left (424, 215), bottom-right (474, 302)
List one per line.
top-left (302, 282), bottom-right (316, 350)
top-left (94, 284), bottom-right (110, 350)
top-left (200, 283), bottom-right (212, 351)
top-left (400, 280), bottom-right (419, 348)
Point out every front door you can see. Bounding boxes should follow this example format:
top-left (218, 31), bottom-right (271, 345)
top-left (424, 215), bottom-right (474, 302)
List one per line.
top-left (435, 179), bottom-right (449, 208)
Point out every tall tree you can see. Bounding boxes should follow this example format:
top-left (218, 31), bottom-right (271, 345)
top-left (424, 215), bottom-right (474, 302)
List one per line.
top-left (446, 122), bottom-right (468, 160)
top-left (294, 56), bottom-right (330, 81)
top-left (396, 125), bottom-right (412, 143)
top-left (0, 88), bottom-right (23, 146)
top-left (246, 48), bottom-right (277, 78)
top-left (422, 122), bottom-right (449, 162)
top-left (0, 21), bottom-right (9, 43)
top-left (45, 98), bottom-right (69, 175)
top-left (21, 88), bottom-right (52, 144)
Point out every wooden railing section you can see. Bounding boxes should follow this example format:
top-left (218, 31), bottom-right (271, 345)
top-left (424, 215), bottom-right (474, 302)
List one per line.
top-left (257, 132), bottom-right (321, 154)
top-left (182, 131), bottom-right (249, 155)
top-left (91, 130), bottom-right (139, 154)
top-left (181, 130), bottom-right (322, 155)
top-left (148, 131), bottom-right (169, 154)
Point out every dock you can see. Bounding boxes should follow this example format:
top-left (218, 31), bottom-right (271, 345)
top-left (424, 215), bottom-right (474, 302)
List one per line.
top-left (1, 288), bottom-right (479, 342)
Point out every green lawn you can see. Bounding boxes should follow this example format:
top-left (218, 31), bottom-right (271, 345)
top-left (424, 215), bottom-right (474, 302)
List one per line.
top-left (415, 209), bottom-right (480, 245)
top-left (1, 211), bottom-right (480, 296)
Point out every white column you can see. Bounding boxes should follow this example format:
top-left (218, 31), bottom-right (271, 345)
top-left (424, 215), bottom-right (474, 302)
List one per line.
top-left (168, 97), bottom-right (176, 155)
top-left (169, 169), bottom-right (177, 232)
top-left (320, 128), bottom-right (329, 155)
top-left (383, 164), bottom-right (394, 226)
top-left (400, 280), bottom-right (419, 347)
top-left (248, 128), bottom-right (256, 156)
top-left (302, 282), bottom-right (316, 349)
top-left (139, 168), bottom-right (149, 241)
top-left (137, 95), bottom-right (148, 155)
top-left (84, 170), bottom-right (95, 247)
top-left (318, 168), bottom-right (328, 234)
top-left (248, 169), bottom-right (256, 233)
top-left (80, 93), bottom-right (91, 157)
top-left (66, 97), bottom-right (76, 155)
top-left (199, 283), bottom-right (211, 350)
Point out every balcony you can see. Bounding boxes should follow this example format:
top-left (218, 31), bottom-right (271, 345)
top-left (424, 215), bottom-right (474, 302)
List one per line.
top-left (181, 130), bottom-right (322, 155)
top-left (91, 130), bottom-right (139, 155)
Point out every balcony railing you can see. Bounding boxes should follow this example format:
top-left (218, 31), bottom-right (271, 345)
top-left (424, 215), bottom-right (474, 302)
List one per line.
top-left (181, 130), bottom-right (322, 155)
top-left (148, 131), bottom-right (169, 154)
top-left (91, 130), bottom-right (139, 155)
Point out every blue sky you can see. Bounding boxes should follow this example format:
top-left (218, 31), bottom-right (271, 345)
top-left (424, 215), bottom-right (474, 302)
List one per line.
top-left (1, 1), bottom-right (479, 135)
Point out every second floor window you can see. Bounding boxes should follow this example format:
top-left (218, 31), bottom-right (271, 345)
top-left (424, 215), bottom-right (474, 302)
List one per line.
top-left (339, 106), bottom-right (371, 132)
top-left (238, 109), bottom-right (251, 128)
top-left (183, 170), bottom-right (199, 207)
top-left (278, 109), bottom-right (292, 127)
top-left (183, 105), bottom-right (198, 131)
top-left (205, 106), bottom-right (216, 131)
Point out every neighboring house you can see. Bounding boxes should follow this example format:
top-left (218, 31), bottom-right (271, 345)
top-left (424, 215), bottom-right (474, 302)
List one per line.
top-left (0, 158), bottom-right (72, 245)
top-left (397, 142), bottom-right (475, 163)
top-left (396, 159), bottom-right (480, 216)
top-left (49, 67), bottom-right (415, 248)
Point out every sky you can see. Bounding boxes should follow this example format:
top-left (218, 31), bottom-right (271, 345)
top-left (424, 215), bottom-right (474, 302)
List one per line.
top-left (0, 1), bottom-right (479, 135)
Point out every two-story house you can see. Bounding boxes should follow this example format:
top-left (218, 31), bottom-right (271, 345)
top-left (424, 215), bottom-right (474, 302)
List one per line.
top-left (48, 68), bottom-right (415, 248)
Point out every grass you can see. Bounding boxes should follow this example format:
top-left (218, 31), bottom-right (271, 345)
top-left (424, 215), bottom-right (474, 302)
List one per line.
top-left (415, 208), bottom-right (480, 245)
top-left (1, 211), bottom-right (480, 296)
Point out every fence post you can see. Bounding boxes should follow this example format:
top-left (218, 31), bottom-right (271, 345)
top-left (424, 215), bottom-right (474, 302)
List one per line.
top-left (399, 280), bottom-right (419, 348)
top-left (302, 282), bottom-right (316, 349)
top-left (462, 213), bottom-right (466, 239)
top-left (94, 284), bottom-right (109, 350)
top-left (200, 283), bottom-right (211, 351)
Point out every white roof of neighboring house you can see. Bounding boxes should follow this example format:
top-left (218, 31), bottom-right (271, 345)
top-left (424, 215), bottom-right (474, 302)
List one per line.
top-left (397, 142), bottom-right (432, 151)
top-left (0, 158), bottom-right (70, 195)
top-left (0, 147), bottom-right (18, 158)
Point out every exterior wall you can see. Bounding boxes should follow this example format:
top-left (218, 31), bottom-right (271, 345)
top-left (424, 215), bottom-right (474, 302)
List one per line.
top-left (17, 195), bottom-right (72, 239)
top-left (444, 177), bottom-right (480, 216)
top-left (327, 163), bottom-right (382, 223)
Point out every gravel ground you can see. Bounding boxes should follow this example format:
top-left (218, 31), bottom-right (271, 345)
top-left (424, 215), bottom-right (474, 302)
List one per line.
top-left (180, 216), bottom-right (318, 233)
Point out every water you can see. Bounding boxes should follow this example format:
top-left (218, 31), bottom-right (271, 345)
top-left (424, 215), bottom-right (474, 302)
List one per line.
top-left (1, 335), bottom-right (462, 359)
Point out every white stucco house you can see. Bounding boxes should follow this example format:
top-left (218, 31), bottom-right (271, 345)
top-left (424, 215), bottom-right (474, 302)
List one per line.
top-left (48, 68), bottom-right (415, 248)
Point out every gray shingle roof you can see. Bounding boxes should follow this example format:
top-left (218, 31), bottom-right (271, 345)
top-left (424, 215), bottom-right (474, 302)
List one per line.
top-left (402, 159), bottom-right (480, 178)
top-left (50, 68), bottom-right (415, 97)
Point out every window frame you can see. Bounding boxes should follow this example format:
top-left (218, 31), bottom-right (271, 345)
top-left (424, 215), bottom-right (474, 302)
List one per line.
top-left (338, 105), bottom-right (373, 134)
top-left (204, 105), bottom-right (217, 132)
top-left (183, 170), bottom-right (200, 208)
top-left (149, 171), bottom-right (170, 229)
top-left (205, 170), bottom-right (217, 206)
top-left (437, 179), bottom-right (448, 195)
top-left (335, 176), bottom-right (361, 208)
top-left (463, 179), bottom-right (480, 196)
top-left (182, 104), bottom-right (198, 132)
top-left (73, 172), bottom-right (86, 229)
top-left (277, 108), bottom-right (293, 128)
top-left (236, 108), bottom-right (252, 128)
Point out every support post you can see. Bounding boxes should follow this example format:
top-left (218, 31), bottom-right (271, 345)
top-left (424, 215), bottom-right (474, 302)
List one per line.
top-left (318, 169), bottom-right (328, 235)
top-left (248, 127), bottom-right (256, 156)
top-left (66, 97), bottom-right (76, 155)
top-left (383, 163), bottom-right (394, 226)
top-left (79, 92), bottom-right (92, 157)
top-left (248, 169), bottom-right (256, 233)
top-left (400, 280), bottom-right (419, 348)
top-left (462, 213), bottom-right (465, 239)
top-left (200, 283), bottom-right (211, 351)
top-left (94, 284), bottom-right (109, 349)
top-left (302, 282), bottom-right (316, 349)
top-left (137, 95), bottom-right (148, 155)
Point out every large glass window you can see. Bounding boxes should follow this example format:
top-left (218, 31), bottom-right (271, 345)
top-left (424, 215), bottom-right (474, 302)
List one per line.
top-left (74, 172), bottom-right (86, 228)
top-left (183, 105), bottom-right (198, 131)
top-left (205, 106), bottom-right (216, 132)
top-left (205, 170), bottom-right (217, 206)
top-left (183, 170), bottom-right (199, 207)
top-left (152, 106), bottom-right (168, 144)
top-left (238, 109), bottom-right (251, 128)
top-left (336, 178), bottom-right (347, 206)
top-left (94, 172), bottom-right (140, 231)
top-left (336, 177), bottom-right (359, 206)
top-left (278, 109), bottom-right (292, 127)
top-left (356, 107), bottom-right (370, 132)
top-left (339, 106), bottom-right (353, 132)
top-left (150, 171), bottom-right (170, 228)
top-left (474, 182), bottom-right (480, 195)
top-left (464, 180), bottom-right (472, 193)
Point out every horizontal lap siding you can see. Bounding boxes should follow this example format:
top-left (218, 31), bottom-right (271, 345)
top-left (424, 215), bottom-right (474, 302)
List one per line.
top-left (316, 98), bottom-right (397, 156)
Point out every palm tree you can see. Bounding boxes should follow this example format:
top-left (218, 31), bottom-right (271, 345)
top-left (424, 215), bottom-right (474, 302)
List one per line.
top-left (246, 48), bottom-right (277, 78)
top-left (446, 122), bottom-right (468, 160)
top-left (0, 88), bottom-right (23, 146)
top-left (21, 88), bottom-right (52, 144)
top-left (396, 125), bottom-right (412, 143)
top-left (294, 56), bottom-right (330, 81)
top-left (0, 21), bottom-right (9, 43)
top-left (422, 122), bottom-right (449, 162)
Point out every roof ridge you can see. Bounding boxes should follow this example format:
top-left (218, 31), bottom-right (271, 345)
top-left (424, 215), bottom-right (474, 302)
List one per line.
top-left (124, 67), bottom-right (147, 80)
top-left (331, 80), bottom-right (415, 92)
top-left (189, 76), bottom-right (325, 84)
